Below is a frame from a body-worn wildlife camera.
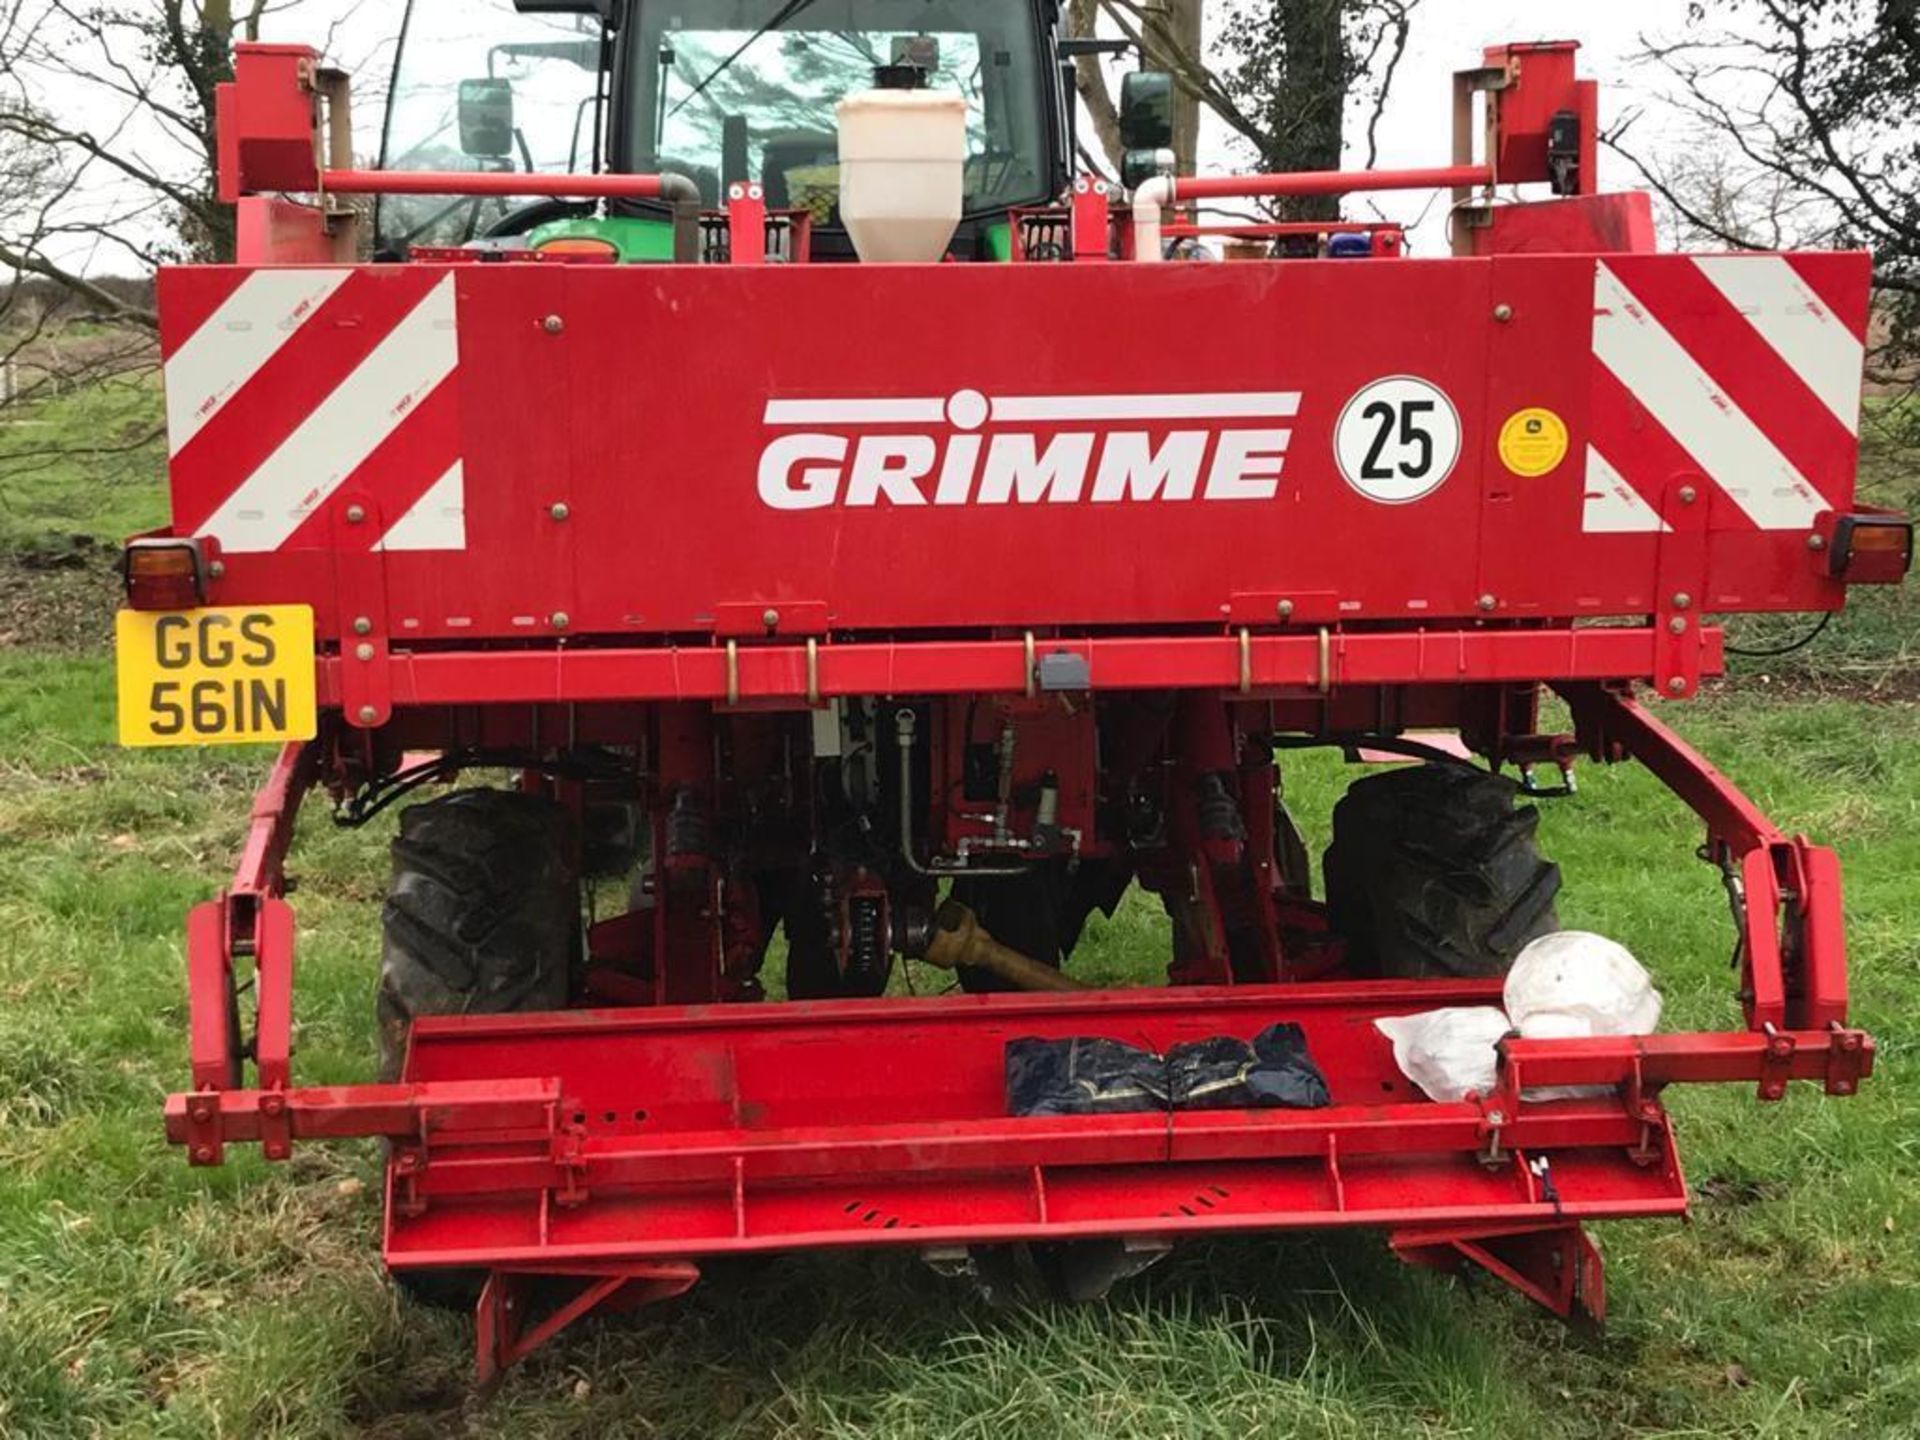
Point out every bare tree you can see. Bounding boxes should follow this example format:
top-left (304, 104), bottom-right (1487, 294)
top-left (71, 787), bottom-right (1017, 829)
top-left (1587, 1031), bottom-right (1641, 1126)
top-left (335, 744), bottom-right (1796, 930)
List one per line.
top-left (1069, 0), bottom-right (1416, 210)
top-left (1622, 0), bottom-right (1919, 386)
top-left (0, 1), bottom-right (306, 492)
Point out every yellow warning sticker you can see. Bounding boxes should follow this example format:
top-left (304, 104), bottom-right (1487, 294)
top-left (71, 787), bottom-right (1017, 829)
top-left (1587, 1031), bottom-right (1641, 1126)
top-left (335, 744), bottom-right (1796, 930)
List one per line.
top-left (1497, 407), bottom-right (1570, 477)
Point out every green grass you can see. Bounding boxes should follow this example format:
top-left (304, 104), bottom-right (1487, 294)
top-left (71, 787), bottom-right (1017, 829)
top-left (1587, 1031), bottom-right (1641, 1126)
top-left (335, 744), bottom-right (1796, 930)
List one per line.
top-left (0, 380), bottom-right (1914, 1435)
top-left (1720, 397), bottom-right (1920, 690)
top-left (0, 376), bottom-right (168, 550)
top-left (0, 649), bottom-right (1916, 1438)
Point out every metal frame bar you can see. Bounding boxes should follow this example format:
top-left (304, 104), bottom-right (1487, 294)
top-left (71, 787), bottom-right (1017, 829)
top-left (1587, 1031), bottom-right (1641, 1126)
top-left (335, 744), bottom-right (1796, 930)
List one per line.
top-left (319, 626), bottom-right (1722, 712)
top-left (171, 675), bottom-right (1872, 1171)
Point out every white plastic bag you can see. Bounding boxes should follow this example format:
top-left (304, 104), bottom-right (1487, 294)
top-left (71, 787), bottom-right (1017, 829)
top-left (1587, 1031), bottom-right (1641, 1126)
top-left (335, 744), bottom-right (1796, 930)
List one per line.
top-left (1504, 931), bottom-right (1661, 1039)
top-left (1505, 931), bottom-right (1661, 1101)
top-left (1374, 1006), bottom-right (1511, 1103)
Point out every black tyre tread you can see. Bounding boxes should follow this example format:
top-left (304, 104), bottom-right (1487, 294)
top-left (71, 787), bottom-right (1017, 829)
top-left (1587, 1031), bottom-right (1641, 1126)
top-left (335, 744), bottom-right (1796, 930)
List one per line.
top-left (378, 788), bottom-right (579, 1313)
top-left (1324, 764), bottom-right (1560, 979)
top-left (377, 788), bottom-right (578, 1083)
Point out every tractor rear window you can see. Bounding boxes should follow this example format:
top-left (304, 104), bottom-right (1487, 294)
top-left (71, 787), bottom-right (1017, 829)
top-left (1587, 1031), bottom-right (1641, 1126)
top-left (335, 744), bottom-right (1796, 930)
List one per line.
top-left (373, 0), bottom-right (1050, 254)
top-left (629, 0), bottom-right (1050, 216)
top-left (377, 2), bottom-right (608, 252)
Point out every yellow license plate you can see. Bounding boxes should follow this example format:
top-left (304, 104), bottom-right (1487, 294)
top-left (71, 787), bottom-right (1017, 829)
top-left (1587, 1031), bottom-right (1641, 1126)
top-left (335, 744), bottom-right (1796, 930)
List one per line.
top-left (115, 605), bottom-right (317, 748)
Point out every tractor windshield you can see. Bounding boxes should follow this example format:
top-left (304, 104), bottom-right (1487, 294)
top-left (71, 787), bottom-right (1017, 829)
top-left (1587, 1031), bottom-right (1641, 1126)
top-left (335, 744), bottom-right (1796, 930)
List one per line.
top-left (627, 0), bottom-right (1052, 215)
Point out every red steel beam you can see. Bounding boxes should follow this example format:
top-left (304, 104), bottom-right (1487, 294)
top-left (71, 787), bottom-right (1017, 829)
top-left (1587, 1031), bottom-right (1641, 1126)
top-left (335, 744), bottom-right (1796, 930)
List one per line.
top-left (231, 739), bottom-right (315, 894)
top-left (1176, 165), bottom-right (1492, 202)
top-left (318, 170), bottom-right (677, 200)
top-left (165, 1078), bottom-right (562, 1148)
top-left (162, 1025), bottom-right (1866, 1159)
top-left (319, 626), bottom-right (1724, 711)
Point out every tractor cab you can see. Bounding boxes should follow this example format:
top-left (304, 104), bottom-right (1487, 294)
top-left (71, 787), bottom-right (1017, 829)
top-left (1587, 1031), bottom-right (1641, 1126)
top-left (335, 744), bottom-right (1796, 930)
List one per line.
top-left (377, 0), bottom-right (1085, 261)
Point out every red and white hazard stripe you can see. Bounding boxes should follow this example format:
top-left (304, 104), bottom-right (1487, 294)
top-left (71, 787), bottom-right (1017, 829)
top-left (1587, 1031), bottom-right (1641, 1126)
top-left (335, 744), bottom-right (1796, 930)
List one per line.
top-left (162, 269), bottom-right (466, 554)
top-left (1585, 255), bottom-right (1863, 534)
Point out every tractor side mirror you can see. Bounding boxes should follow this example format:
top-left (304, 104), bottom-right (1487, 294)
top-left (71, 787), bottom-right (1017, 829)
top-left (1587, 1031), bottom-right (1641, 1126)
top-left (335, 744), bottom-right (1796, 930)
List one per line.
top-left (457, 78), bottom-right (516, 159)
top-left (1118, 71), bottom-right (1173, 150)
top-left (1118, 71), bottom-right (1175, 189)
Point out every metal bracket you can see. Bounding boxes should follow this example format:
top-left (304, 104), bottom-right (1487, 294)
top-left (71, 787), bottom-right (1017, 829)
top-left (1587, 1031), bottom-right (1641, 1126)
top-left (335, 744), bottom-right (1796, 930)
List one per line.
top-left (725, 182), bottom-right (766, 264)
top-left (1824, 1023), bottom-right (1870, 1097)
top-left (1070, 175), bottom-right (1111, 261)
top-left (1392, 1222), bottom-right (1606, 1327)
top-left (552, 1117), bottom-right (591, 1209)
top-left (331, 492), bottom-right (391, 727)
top-left (1757, 1022), bottom-right (1796, 1102)
top-left (1653, 475), bottom-right (1710, 698)
top-left (474, 1262), bottom-right (700, 1388)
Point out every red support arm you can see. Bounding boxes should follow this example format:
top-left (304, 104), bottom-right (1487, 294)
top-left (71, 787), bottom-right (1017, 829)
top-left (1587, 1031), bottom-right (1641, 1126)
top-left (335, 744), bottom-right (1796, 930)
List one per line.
top-left (1558, 683), bottom-right (1851, 1033)
top-left (180, 740), bottom-right (317, 1164)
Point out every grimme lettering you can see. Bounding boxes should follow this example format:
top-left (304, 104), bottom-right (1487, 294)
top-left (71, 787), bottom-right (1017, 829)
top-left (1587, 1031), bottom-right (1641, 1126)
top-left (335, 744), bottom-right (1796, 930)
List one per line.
top-left (759, 427), bottom-right (1292, 510)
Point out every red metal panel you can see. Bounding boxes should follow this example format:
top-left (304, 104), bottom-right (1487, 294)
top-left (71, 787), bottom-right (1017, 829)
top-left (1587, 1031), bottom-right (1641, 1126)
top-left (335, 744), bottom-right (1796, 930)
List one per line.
top-left (1470, 194), bottom-right (1654, 257)
top-left (153, 253), bottom-right (1868, 649)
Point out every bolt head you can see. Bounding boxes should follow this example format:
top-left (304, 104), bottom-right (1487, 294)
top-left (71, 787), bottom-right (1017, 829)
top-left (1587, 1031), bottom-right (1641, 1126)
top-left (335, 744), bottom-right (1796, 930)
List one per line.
top-left (354, 642), bottom-right (375, 661)
top-left (1667, 676), bottom-right (1688, 695)
top-left (1276, 599), bottom-right (1295, 619)
top-left (1669, 617), bottom-right (1688, 635)
top-left (344, 504), bottom-right (366, 524)
top-left (190, 1103), bottom-right (213, 1124)
top-left (1677, 485), bottom-right (1698, 505)
top-left (1807, 533), bottom-right (1827, 551)
top-left (356, 704), bottom-right (378, 723)
top-left (1493, 303), bottom-right (1514, 322)
top-left (761, 607), bottom-right (780, 629)
top-left (550, 611), bottom-right (570, 631)
top-left (549, 502), bottom-right (570, 521)
top-left (1477, 593), bottom-right (1497, 612)
top-left (352, 616), bottom-right (372, 635)
top-left (207, 560), bottom-right (226, 579)
top-left (1671, 592), bottom-right (1692, 610)
top-left (542, 314), bottom-right (564, 334)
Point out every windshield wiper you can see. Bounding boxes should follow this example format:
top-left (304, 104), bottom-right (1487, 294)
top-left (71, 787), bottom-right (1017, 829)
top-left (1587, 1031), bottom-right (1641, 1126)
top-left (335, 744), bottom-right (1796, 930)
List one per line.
top-left (667, 0), bottom-right (823, 118)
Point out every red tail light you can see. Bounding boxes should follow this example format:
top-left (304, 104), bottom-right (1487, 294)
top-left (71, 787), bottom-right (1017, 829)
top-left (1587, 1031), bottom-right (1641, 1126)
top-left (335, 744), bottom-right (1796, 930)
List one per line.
top-left (122, 538), bottom-right (208, 611)
top-left (1823, 512), bottom-right (1913, 585)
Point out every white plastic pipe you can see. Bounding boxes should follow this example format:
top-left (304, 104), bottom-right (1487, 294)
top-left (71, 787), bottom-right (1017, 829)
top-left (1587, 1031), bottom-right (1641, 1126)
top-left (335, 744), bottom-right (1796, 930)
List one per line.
top-left (1131, 175), bottom-right (1177, 263)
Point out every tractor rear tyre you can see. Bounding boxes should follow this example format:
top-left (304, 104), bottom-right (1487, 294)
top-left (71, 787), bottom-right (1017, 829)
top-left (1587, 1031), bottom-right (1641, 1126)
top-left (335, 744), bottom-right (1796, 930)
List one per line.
top-left (1323, 764), bottom-right (1560, 979)
top-left (377, 788), bottom-right (579, 1081)
top-left (376, 787), bottom-right (579, 1312)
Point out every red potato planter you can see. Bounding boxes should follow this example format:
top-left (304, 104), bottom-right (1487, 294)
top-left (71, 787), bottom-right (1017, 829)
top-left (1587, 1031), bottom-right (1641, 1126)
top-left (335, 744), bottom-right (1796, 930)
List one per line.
top-left (122, 4), bottom-right (1905, 1383)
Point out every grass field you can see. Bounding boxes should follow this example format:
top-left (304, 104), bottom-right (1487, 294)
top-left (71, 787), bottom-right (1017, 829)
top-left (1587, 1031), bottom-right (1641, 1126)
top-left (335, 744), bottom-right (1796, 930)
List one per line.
top-left (0, 383), bottom-right (1916, 1437)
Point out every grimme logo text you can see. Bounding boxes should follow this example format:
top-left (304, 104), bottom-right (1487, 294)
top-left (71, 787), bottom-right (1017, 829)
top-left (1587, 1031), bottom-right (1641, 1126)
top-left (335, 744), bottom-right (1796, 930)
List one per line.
top-left (757, 389), bottom-right (1301, 509)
